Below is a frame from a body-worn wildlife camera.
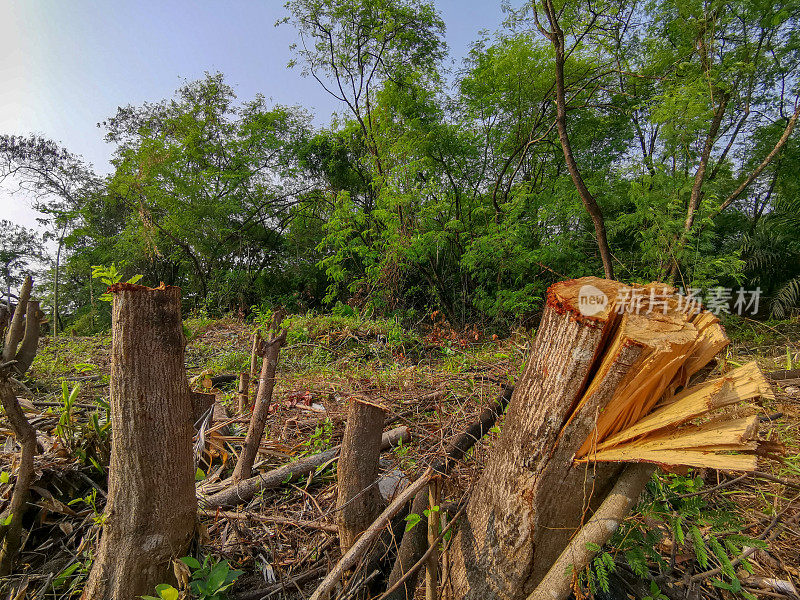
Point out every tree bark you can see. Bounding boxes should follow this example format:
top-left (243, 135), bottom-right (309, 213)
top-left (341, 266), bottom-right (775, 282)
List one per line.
top-left (232, 328), bottom-right (286, 482)
top-left (336, 396), bottom-right (386, 552)
top-left (82, 283), bottom-right (197, 600)
top-left (14, 299), bottom-right (43, 375)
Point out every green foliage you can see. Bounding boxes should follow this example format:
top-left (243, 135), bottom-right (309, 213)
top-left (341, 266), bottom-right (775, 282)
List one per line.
top-left (304, 417), bottom-right (334, 454)
top-left (91, 264), bottom-right (143, 301)
top-left (584, 471), bottom-right (768, 599)
top-left (143, 556), bottom-right (243, 600)
top-left (6, 0), bottom-right (800, 331)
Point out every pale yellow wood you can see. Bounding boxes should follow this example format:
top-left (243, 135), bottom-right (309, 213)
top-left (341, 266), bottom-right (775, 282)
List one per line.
top-left (589, 362), bottom-right (772, 453)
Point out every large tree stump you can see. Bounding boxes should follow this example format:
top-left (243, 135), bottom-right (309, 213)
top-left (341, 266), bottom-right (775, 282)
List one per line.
top-left (336, 396), bottom-right (386, 552)
top-left (446, 277), bottom-right (725, 600)
top-left (82, 284), bottom-right (197, 600)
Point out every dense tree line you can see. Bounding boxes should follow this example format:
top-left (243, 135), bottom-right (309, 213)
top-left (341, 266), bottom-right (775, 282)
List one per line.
top-left (2, 0), bottom-right (799, 331)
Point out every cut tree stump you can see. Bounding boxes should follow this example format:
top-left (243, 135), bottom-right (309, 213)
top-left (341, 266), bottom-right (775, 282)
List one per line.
top-left (82, 283), bottom-right (197, 600)
top-left (446, 277), bottom-right (774, 600)
top-left (336, 396), bottom-right (387, 552)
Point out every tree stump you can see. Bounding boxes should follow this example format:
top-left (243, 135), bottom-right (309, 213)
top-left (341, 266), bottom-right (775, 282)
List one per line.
top-left (336, 396), bottom-right (386, 552)
top-left (446, 277), bottom-right (732, 600)
top-left (82, 284), bottom-right (197, 600)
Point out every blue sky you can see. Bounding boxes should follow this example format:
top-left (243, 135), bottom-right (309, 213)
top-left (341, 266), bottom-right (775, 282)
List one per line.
top-left (0, 0), bottom-right (507, 232)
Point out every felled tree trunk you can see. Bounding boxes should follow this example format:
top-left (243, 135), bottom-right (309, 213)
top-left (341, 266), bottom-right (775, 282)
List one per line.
top-left (82, 284), bottom-right (197, 600)
top-left (336, 396), bottom-right (386, 552)
top-left (446, 277), bottom-right (733, 600)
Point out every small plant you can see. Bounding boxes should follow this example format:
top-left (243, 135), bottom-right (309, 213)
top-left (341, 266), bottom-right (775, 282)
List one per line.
top-left (68, 488), bottom-right (106, 526)
top-left (581, 471), bottom-right (765, 599)
top-left (143, 556), bottom-right (243, 600)
top-left (91, 264), bottom-right (143, 301)
top-left (304, 417), bottom-right (334, 455)
top-left (55, 381), bottom-right (81, 452)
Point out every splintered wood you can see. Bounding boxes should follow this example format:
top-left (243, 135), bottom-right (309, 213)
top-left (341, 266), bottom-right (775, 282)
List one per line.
top-left (567, 277), bottom-right (776, 471)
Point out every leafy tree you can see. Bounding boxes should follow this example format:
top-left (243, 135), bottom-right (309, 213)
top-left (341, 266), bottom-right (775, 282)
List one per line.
top-left (0, 135), bottom-right (99, 333)
top-left (0, 221), bottom-right (42, 309)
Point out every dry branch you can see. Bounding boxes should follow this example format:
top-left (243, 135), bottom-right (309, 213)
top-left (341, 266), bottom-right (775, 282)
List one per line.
top-left (233, 327), bottom-right (286, 481)
top-left (202, 426), bottom-right (410, 507)
top-left (526, 464), bottom-right (656, 600)
top-left (0, 373), bottom-right (38, 575)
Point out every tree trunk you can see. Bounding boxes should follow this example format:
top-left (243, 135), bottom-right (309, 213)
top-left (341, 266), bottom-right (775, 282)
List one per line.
top-left (232, 328), bottom-right (286, 482)
top-left (336, 396), bottom-right (386, 552)
top-left (82, 283), bottom-right (197, 600)
top-left (541, 0), bottom-right (614, 279)
top-left (14, 300), bottom-right (43, 375)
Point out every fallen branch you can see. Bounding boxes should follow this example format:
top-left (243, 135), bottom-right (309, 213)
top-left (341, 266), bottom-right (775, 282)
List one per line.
top-left (201, 426), bottom-right (410, 507)
top-left (309, 467), bottom-right (435, 600)
top-left (527, 464), bottom-right (656, 600)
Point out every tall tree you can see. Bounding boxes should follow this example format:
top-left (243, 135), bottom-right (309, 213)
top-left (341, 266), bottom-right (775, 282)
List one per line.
top-left (0, 135), bottom-right (99, 334)
top-left (0, 221), bottom-right (42, 309)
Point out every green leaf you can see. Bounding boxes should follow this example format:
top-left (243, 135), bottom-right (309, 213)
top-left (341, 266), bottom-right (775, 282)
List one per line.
top-left (206, 561), bottom-right (230, 592)
top-left (0, 471), bottom-right (9, 484)
top-left (154, 584), bottom-right (179, 600)
top-left (180, 556), bottom-right (202, 570)
top-left (53, 561), bottom-right (80, 588)
top-left (405, 512), bottom-right (422, 532)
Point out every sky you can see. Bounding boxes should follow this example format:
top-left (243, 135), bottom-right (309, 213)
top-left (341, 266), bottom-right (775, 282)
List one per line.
top-left (0, 0), bottom-right (507, 235)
